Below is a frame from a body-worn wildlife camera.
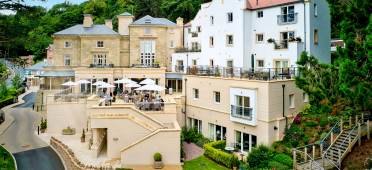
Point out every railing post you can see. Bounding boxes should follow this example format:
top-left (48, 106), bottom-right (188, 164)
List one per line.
top-left (362, 113), bottom-right (364, 123)
top-left (340, 119), bottom-right (343, 132)
top-left (356, 115), bottom-right (358, 125)
top-left (293, 150), bottom-right (297, 169)
top-left (338, 148), bottom-right (341, 165)
top-left (320, 143), bottom-right (323, 155)
top-left (358, 123), bottom-right (361, 146)
top-left (349, 116), bottom-right (352, 127)
top-left (304, 147), bottom-right (308, 162)
top-left (312, 145), bottom-right (316, 159)
top-left (331, 131), bottom-right (334, 143)
top-left (368, 120), bottom-right (370, 140)
top-left (349, 135), bottom-right (352, 153)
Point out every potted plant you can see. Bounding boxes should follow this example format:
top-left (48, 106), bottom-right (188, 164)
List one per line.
top-left (81, 129), bottom-right (85, 143)
top-left (153, 152), bottom-right (164, 169)
top-left (267, 38), bottom-right (275, 43)
top-left (295, 37), bottom-right (302, 42)
top-left (40, 118), bottom-right (47, 133)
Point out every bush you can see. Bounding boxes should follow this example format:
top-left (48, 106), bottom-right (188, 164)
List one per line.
top-left (247, 145), bottom-right (274, 168)
top-left (304, 121), bottom-right (318, 127)
top-left (283, 124), bottom-right (305, 147)
top-left (0, 96), bottom-right (15, 108)
top-left (272, 141), bottom-right (291, 155)
top-left (181, 127), bottom-right (210, 147)
top-left (153, 152), bottom-right (162, 161)
top-left (268, 161), bottom-right (288, 170)
top-left (319, 117), bottom-right (329, 127)
top-left (273, 153), bottom-right (293, 167)
top-left (203, 140), bottom-right (239, 168)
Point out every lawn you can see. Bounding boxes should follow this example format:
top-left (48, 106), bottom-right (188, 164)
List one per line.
top-left (0, 146), bottom-right (15, 170)
top-left (183, 156), bottom-right (229, 170)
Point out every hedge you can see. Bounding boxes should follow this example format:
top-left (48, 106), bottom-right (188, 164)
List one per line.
top-left (203, 140), bottom-right (239, 168)
top-left (273, 153), bottom-right (292, 167)
top-left (0, 97), bottom-right (15, 109)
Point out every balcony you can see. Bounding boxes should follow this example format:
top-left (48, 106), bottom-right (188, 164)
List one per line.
top-left (191, 32), bottom-right (198, 37)
top-left (131, 64), bottom-right (160, 68)
top-left (89, 64), bottom-right (114, 68)
top-left (174, 47), bottom-right (201, 53)
top-left (186, 66), bottom-right (298, 81)
top-left (277, 13), bottom-right (298, 25)
top-left (174, 65), bottom-right (185, 73)
top-left (231, 105), bottom-right (252, 121)
top-left (274, 41), bottom-right (288, 49)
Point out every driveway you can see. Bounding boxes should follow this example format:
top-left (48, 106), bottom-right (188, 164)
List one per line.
top-left (0, 92), bottom-right (65, 170)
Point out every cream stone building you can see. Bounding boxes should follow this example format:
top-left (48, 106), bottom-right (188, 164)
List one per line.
top-left (37, 13), bottom-right (184, 169)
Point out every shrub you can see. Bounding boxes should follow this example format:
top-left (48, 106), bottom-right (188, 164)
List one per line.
top-left (181, 127), bottom-right (210, 147)
top-left (293, 114), bottom-right (301, 124)
top-left (283, 124), bottom-right (305, 147)
top-left (153, 152), bottom-right (162, 161)
top-left (203, 140), bottom-right (239, 168)
top-left (273, 153), bottom-right (293, 167)
top-left (319, 117), bottom-right (329, 127)
top-left (304, 121), bottom-right (318, 127)
top-left (272, 141), bottom-right (291, 155)
top-left (247, 145), bottom-right (274, 168)
top-left (40, 118), bottom-right (47, 130)
top-left (268, 161), bottom-right (288, 170)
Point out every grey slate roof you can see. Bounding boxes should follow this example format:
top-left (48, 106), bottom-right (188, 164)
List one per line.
top-left (38, 70), bottom-right (75, 77)
top-left (119, 12), bottom-right (133, 16)
top-left (54, 24), bottom-right (119, 36)
top-left (26, 61), bottom-right (50, 71)
top-left (131, 15), bottom-right (176, 26)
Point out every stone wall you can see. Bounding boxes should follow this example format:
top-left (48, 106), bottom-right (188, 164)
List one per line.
top-left (50, 137), bottom-right (113, 170)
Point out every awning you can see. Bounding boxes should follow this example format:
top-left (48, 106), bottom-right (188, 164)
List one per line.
top-left (38, 70), bottom-right (75, 77)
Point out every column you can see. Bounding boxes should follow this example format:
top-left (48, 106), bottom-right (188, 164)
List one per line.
top-left (49, 77), bottom-right (52, 90)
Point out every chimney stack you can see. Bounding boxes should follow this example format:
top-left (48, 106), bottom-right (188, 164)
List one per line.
top-left (83, 14), bottom-right (93, 28)
top-left (176, 17), bottom-right (184, 27)
top-left (117, 12), bottom-right (134, 35)
top-left (105, 19), bottom-right (113, 29)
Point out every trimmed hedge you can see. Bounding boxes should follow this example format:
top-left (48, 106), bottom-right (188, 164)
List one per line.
top-left (0, 97), bottom-right (15, 109)
top-left (268, 161), bottom-right (288, 170)
top-left (203, 140), bottom-right (239, 168)
top-left (273, 153), bottom-right (292, 167)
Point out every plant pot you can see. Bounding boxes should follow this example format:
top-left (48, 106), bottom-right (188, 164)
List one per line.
top-left (40, 129), bottom-right (46, 133)
top-left (153, 161), bottom-right (164, 169)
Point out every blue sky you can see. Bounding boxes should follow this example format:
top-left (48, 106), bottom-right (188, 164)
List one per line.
top-left (25, 0), bottom-right (87, 9)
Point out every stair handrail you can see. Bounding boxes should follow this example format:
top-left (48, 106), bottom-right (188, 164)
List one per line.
top-left (320, 121), bottom-right (340, 152)
top-left (337, 120), bottom-right (360, 161)
top-left (293, 147), bottom-right (323, 169)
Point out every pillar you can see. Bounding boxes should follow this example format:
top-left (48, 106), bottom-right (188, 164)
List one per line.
top-left (312, 145), bottom-right (316, 159)
top-left (49, 77), bottom-right (52, 90)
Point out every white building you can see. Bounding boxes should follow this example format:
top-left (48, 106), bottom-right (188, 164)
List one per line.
top-left (172, 0), bottom-right (331, 71)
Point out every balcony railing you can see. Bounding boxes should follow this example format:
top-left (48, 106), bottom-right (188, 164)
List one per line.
top-left (274, 41), bottom-right (288, 49)
top-left (231, 105), bottom-right (253, 121)
top-left (131, 64), bottom-right (160, 68)
top-left (191, 32), bottom-right (198, 37)
top-left (186, 66), bottom-right (298, 81)
top-left (174, 65), bottom-right (185, 72)
top-left (89, 64), bottom-right (114, 68)
top-left (277, 13), bottom-right (298, 25)
top-left (174, 47), bottom-right (201, 53)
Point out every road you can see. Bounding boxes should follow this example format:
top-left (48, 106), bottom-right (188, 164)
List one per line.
top-left (0, 92), bottom-right (65, 170)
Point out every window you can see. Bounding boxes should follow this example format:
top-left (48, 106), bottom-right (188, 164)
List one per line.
top-left (210, 16), bottom-right (214, 25)
top-left (235, 131), bottom-right (257, 152)
top-left (144, 28), bottom-right (151, 34)
top-left (197, 26), bottom-right (201, 32)
top-left (64, 41), bottom-right (72, 48)
top-left (170, 40), bottom-right (174, 48)
top-left (209, 36), bottom-right (214, 47)
top-left (314, 4), bottom-right (318, 17)
top-left (209, 59), bottom-right (214, 67)
top-left (257, 60), bottom-right (264, 67)
top-left (257, 11), bottom-right (263, 18)
top-left (227, 12), bottom-right (233, 22)
top-left (188, 28), bottom-right (191, 33)
top-left (193, 88), bottom-right (199, 99)
top-left (97, 41), bottom-right (104, 48)
top-left (256, 34), bottom-right (264, 43)
top-left (209, 123), bottom-right (226, 141)
top-left (140, 40), bottom-right (156, 66)
top-left (227, 60), bottom-right (233, 68)
top-left (93, 54), bottom-right (107, 66)
top-left (314, 29), bottom-right (319, 45)
top-left (226, 35), bottom-right (234, 46)
top-left (289, 94), bottom-right (295, 108)
top-left (281, 5), bottom-right (295, 22)
top-left (274, 60), bottom-right (289, 68)
top-left (64, 55), bottom-right (71, 66)
top-left (303, 93), bottom-right (309, 103)
top-left (192, 59), bottom-right (197, 66)
top-left (214, 91), bottom-right (220, 103)
top-left (188, 117), bottom-right (202, 133)
top-left (281, 31), bottom-right (295, 42)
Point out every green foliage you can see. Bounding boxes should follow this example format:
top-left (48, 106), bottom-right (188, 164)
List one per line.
top-left (183, 156), bottom-right (229, 170)
top-left (246, 145), bottom-right (274, 168)
top-left (283, 124), bottom-right (305, 147)
top-left (203, 140), bottom-right (239, 168)
top-left (181, 127), bottom-right (210, 147)
top-left (40, 118), bottom-right (47, 130)
top-left (153, 152), bottom-right (162, 161)
top-left (319, 117), bottom-right (329, 127)
top-left (0, 145), bottom-right (15, 170)
top-left (11, 74), bottom-right (22, 89)
top-left (273, 153), bottom-right (293, 167)
top-left (0, 82), bottom-right (8, 100)
top-left (304, 121), bottom-right (318, 128)
top-left (268, 161), bottom-right (287, 170)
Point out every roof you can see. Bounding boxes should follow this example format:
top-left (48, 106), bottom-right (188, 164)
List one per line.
top-left (54, 24), bottom-right (119, 36)
top-left (118, 12), bottom-right (133, 16)
top-left (131, 15), bottom-right (176, 26)
top-left (38, 70), bottom-right (75, 77)
top-left (246, 0), bottom-right (301, 10)
top-left (26, 61), bottom-right (50, 71)
top-left (184, 21), bottom-right (192, 27)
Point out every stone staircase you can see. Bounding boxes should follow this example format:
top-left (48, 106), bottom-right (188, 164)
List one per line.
top-left (293, 113), bottom-right (371, 170)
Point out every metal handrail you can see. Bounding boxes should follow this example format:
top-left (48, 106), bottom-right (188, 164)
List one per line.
top-left (294, 148), bottom-right (323, 169)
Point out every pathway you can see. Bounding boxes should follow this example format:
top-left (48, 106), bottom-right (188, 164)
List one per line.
top-left (183, 142), bottom-right (204, 161)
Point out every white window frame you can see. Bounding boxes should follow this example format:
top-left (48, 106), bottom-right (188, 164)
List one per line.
top-left (226, 35), bottom-right (234, 46)
top-left (214, 91), bottom-right (221, 103)
top-left (256, 60), bottom-right (264, 67)
top-left (64, 55), bottom-right (71, 66)
top-left (289, 94), bottom-right (295, 108)
top-left (209, 36), bottom-right (214, 47)
top-left (227, 12), bottom-right (233, 23)
top-left (314, 3), bottom-right (318, 17)
top-left (256, 34), bottom-right (264, 43)
top-left (193, 88), bottom-right (199, 99)
top-left (140, 40), bottom-right (156, 66)
top-left (257, 11), bottom-right (263, 18)
top-left (96, 41), bottom-right (104, 48)
top-left (210, 16), bottom-right (214, 25)
top-left (64, 41), bottom-right (72, 48)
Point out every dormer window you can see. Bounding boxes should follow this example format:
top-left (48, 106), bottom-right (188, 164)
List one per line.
top-left (64, 41), bottom-right (72, 48)
top-left (145, 19), bottom-right (151, 24)
top-left (97, 41), bottom-right (104, 48)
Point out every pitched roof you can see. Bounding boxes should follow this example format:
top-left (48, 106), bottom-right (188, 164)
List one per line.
top-left (246, 0), bottom-right (301, 10)
top-left (119, 12), bottom-right (133, 16)
top-left (26, 61), bottom-right (50, 71)
top-left (54, 24), bottom-right (119, 36)
top-left (131, 15), bottom-right (176, 26)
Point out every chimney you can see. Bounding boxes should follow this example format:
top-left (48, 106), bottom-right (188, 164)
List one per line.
top-left (117, 12), bottom-right (134, 35)
top-left (83, 14), bottom-right (93, 28)
top-left (176, 17), bottom-right (184, 27)
top-left (105, 19), bottom-right (113, 29)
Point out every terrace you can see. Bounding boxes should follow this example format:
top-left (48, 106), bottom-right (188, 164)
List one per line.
top-left (185, 66), bottom-right (299, 81)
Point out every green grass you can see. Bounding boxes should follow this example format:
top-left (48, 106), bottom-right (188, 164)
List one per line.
top-left (0, 146), bottom-right (16, 170)
top-left (183, 156), bottom-right (229, 170)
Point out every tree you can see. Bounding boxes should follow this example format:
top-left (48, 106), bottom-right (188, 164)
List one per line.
top-left (0, 0), bottom-right (45, 10)
top-left (11, 73), bottom-right (21, 89)
top-left (161, 0), bottom-right (203, 22)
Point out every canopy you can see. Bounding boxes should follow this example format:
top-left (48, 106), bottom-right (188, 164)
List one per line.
top-left (98, 83), bottom-right (115, 89)
top-left (92, 81), bottom-right (106, 86)
top-left (61, 81), bottom-right (77, 86)
top-left (139, 78), bottom-right (155, 85)
top-left (135, 84), bottom-right (165, 91)
top-left (114, 78), bottom-right (136, 84)
top-left (125, 83), bottom-right (141, 88)
top-left (77, 79), bottom-right (90, 84)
